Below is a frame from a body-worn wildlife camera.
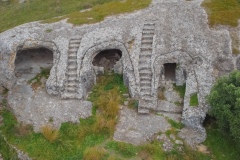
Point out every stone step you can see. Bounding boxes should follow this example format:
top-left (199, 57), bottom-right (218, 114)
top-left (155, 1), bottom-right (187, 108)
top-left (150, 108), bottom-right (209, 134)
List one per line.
top-left (140, 50), bottom-right (152, 55)
top-left (66, 83), bottom-right (78, 87)
top-left (142, 39), bottom-right (153, 44)
top-left (142, 36), bottom-right (153, 40)
top-left (62, 92), bottom-right (77, 99)
top-left (68, 76), bottom-right (77, 81)
top-left (143, 28), bottom-right (155, 32)
top-left (142, 31), bottom-right (155, 35)
top-left (68, 68), bottom-right (77, 72)
top-left (144, 23), bottom-right (155, 26)
top-left (138, 107), bottom-right (149, 114)
top-left (66, 86), bottom-right (77, 92)
top-left (140, 89), bottom-right (152, 94)
top-left (139, 56), bottom-right (152, 60)
top-left (140, 47), bottom-right (152, 51)
top-left (70, 39), bottom-right (81, 44)
top-left (143, 26), bottom-right (155, 30)
top-left (140, 76), bottom-right (152, 81)
top-left (141, 41), bottom-right (153, 45)
top-left (69, 43), bottom-right (80, 48)
top-left (68, 64), bottom-right (77, 69)
top-left (68, 55), bottom-right (77, 59)
top-left (139, 67), bottom-right (151, 72)
top-left (67, 72), bottom-right (77, 76)
top-left (139, 64), bottom-right (151, 70)
top-left (68, 61), bottom-right (77, 66)
top-left (141, 91), bottom-right (152, 97)
top-left (140, 80), bottom-right (151, 85)
top-left (138, 66), bottom-right (151, 71)
top-left (141, 43), bottom-right (153, 48)
top-left (67, 79), bottom-right (78, 83)
top-left (139, 57), bottom-right (151, 62)
top-left (140, 84), bottom-right (151, 89)
top-left (139, 72), bottom-right (152, 77)
top-left (142, 35), bottom-right (154, 39)
top-left (69, 48), bottom-right (78, 52)
top-left (68, 58), bottom-right (77, 62)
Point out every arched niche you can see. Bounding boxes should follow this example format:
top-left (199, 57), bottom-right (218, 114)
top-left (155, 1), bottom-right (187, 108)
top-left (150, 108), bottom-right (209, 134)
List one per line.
top-left (15, 48), bottom-right (53, 80)
top-left (92, 49), bottom-right (122, 73)
top-left (80, 40), bottom-right (136, 97)
top-left (14, 40), bottom-right (60, 95)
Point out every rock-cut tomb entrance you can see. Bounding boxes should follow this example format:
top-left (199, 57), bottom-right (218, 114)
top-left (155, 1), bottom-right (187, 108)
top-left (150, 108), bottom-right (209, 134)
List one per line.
top-left (14, 48), bottom-right (53, 80)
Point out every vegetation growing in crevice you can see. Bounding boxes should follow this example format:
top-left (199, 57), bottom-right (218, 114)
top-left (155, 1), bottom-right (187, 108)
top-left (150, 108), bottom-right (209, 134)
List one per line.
top-left (173, 83), bottom-right (186, 99)
top-left (28, 67), bottom-right (51, 90)
top-left (190, 93), bottom-right (198, 106)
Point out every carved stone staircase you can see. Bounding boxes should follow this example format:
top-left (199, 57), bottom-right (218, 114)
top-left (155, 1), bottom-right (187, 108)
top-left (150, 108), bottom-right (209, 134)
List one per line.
top-left (138, 23), bottom-right (155, 114)
top-left (61, 38), bottom-right (82, 99)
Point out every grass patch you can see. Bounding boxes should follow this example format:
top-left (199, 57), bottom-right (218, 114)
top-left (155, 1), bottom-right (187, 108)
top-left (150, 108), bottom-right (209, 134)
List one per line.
top-left (167, 119), bottom-right (184, 130)
top-left (190, 93), bottom-right (198, 106)
top-left (173, 83), bottom-right (186, 99)
top-left (105, 141), bottom-right (140, 158)
top-left (83, 146), bottom-right (107, 160)
top-left (0, 0), bottom-right (151, 33)
top-left (0, 134), bottom-right (18, 160)
top-left (202, 0), bottom-right (240, 27)
top-left (204, 122), bottom-right (240, 160)
top-left (0, 74), bottom-right (127, 159)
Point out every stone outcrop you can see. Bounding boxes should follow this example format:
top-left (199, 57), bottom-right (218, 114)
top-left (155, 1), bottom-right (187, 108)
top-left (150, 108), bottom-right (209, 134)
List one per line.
top-left (0, 0), bottom-right (236, 144)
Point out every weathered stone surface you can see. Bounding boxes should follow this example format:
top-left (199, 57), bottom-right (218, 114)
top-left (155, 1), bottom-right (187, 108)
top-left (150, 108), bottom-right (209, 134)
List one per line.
top-left (7, 81), bottom-right (92, 132)
top-left (114, 107), bottom-right (170, 145)
top-left (178, 127), bottom-right (206, 148)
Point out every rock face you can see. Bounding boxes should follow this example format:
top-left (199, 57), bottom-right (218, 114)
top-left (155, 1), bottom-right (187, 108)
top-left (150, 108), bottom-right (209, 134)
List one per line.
top-left (0, 0), bottom-right (236, 143)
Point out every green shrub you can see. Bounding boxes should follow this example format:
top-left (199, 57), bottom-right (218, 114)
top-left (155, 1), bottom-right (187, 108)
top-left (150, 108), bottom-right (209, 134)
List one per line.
top-left (208, 71), bottom-right (240, 143)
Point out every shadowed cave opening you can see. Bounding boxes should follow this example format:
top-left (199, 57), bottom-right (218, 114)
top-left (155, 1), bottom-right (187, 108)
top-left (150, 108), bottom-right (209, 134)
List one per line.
top-left (164, 63), bottom-right (176, 81)
top-left (15, 48), bottom-right (53, 80)
top-left (92, 49), bottom-right (122, 71)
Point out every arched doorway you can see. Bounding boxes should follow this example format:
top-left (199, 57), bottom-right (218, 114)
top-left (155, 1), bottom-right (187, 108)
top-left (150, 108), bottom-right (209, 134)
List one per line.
top-left (15, 48), bottom-right (53, 81)
top-left (92, 49), bottom-right (122, 73)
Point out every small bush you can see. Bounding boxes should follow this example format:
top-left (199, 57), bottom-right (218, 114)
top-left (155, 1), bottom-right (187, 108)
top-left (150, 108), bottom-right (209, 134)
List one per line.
top-left (83, 146), bottom-right (106, 160)
top-left (41, 125), bottom-right (59, 143)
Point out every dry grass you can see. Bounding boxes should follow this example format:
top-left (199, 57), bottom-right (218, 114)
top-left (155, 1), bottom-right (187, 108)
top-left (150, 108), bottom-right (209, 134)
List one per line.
top-left (83, 146), bottom-right (106, 160)
top-left (202, 0), bottom-right (240, 27)
top-left (41, 125), bottom-right (59, 143)
top-left (97, 87), bottom-right (121, 118)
